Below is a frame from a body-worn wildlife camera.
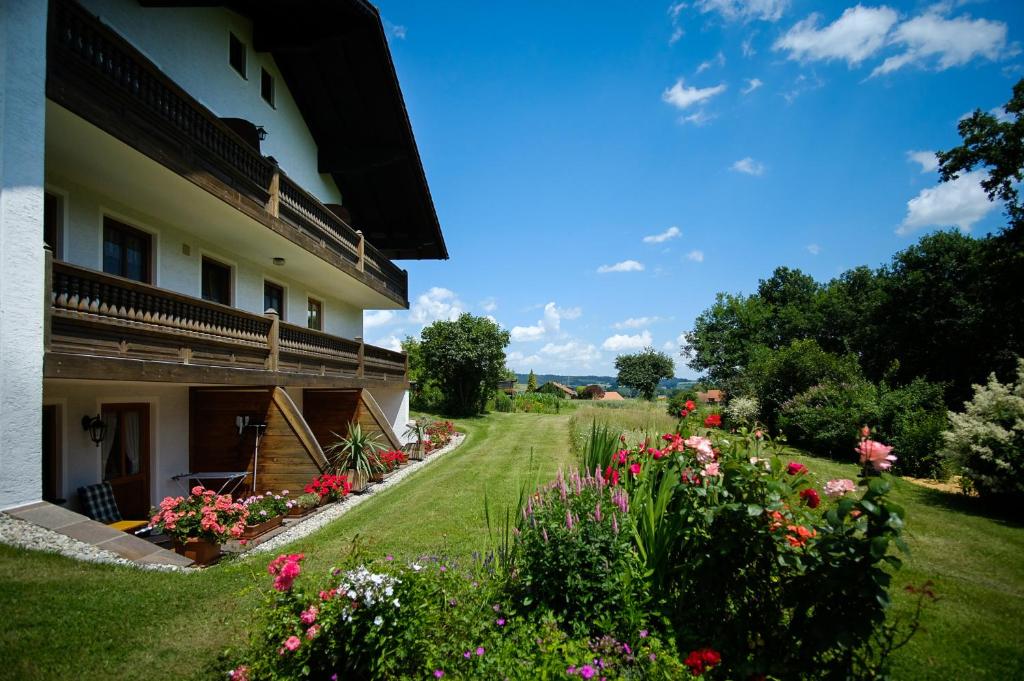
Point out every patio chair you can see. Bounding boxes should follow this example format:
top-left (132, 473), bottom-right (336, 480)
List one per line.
top-left (77, 482), bottom-right (149, 534)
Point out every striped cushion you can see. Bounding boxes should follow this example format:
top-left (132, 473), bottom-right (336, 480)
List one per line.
top-left (78, 482), bottom-right (123, 523)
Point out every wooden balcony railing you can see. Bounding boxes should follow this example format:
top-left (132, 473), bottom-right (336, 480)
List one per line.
top-left (48, 0), bottom-right (408, 305)
top-left (46, 258), bottom-right (407, 383)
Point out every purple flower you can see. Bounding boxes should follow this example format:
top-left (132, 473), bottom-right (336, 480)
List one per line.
top-left (493, 604), bottom-right (501, 612)
top-left (476, 647), bottom-right (485, 656)
top-left (434, 671), bottom-right (444, 678)
top-left (579, 665), bottom-right (596, 679)
top-left (639, 629), bottom-right (648, 638)
top-left (385, 555), bottom-right (394, 561)
top-left (496, 618), bottom-right (506, 626)
top-left (463, 651), bottom-right (471, 659)
top-left (566, 666), bottom-right (576, 675)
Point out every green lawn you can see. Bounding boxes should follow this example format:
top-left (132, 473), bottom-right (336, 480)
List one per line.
top-left (0, 411), bottom-right (1022, 679)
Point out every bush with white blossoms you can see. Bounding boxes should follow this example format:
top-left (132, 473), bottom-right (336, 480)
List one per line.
top-left (724, 395), bottom-right (761, 427)
top-left (940, 358), bottom-right (1024, 501)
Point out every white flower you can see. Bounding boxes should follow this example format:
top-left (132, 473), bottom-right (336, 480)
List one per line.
top-left (384, 586), bottom-right (394, 597)
top-left (373, 616), bottom-right (383, 627)
top-left (392, 598), bottom-right (400, 608)
top-left (412, 563), bottom-right (423, 572)
top-left (347, 590), bottom-right (356, 599)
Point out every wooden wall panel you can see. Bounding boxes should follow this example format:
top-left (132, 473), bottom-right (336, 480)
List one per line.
top-left (190, 388), bottom-right (323, 496)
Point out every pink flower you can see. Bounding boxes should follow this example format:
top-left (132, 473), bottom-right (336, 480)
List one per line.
top-left (629, 462), bottom-right (642, 476)
top-left (702, 462), bottom-right (721, 477)
top-left (787, 462), bottom-right (808, 476)
top-left (684, 436), bottom-right (715, 464)
top-left (579, 664), bottom-right (596, 678)
top-left (856, 440), bottom-right (897, 472)
top-left (476, 647), bottom-right (485, 656)
top-left (305, 625), bottom-right (321, 640)
top-left (434, 671), bottom-right (444, 678)
top-left (824, 478), bottom-right (857, 498)
top-left (283, 635), bottom-right (301, 652)
top-left (300, 606), bottom-right (318, 625)
top-left (228, 665), bottom-right (250, 681)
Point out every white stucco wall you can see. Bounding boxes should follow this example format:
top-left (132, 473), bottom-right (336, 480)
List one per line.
top-left (49, 174), bottom-right (363, 339)
top-left (78, 0), bottom-right (343, 205)
top-left (0, 1), bottom-right (47, 511)
top-left (367, 387), bottom-right (411, 445)
top-left (43, 381), bottom-right (190, 513)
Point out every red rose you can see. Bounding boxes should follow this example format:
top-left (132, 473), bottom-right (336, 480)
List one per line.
top-left (787, 462), bottom-right (808, 476)
top-left (799, 487), bottom-right (821, 509)
top-left (679, 409), bottom-right (689, 418)
top-left (685, 400), bottom-right (696, 411)
top-left (704, 413), bottom-right (722, 428)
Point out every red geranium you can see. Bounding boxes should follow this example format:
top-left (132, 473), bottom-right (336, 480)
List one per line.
top-left (799, 487), bottom-right (821, 509)
top-left (685, 399), bottom-right (696, 411)
top-left (304, 473), bottom-right (351, 500)
top-left (704, 413), bottom-right (722, 428)
top-left (684, 648), bottom-right (721, 676)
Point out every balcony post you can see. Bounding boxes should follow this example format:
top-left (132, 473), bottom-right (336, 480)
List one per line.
top-left (267, 169), bottom-right (280, 218)
top-left (356, 230), bottom-right (365, 273)
top-left (356, 336), bottom-right (365, 378)
top-left (43, 247), bottom-right (53, 353)
top-left (265, 308), bottom-right (280, 372)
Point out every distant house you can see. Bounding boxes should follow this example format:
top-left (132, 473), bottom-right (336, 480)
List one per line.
top-left (539, 381), bottom-right (576, 399)
top-left (697, 389), bottom-right (725, 404)
top-left (597, 391), bottom-right (625, 401)
top-left (497, 379), bottom-right (517, 396)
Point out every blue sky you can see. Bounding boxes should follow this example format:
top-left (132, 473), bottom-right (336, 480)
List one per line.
top-left (363, 0), bottom-right (1024, 378)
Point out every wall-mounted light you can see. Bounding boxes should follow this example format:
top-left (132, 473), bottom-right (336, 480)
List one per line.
top-left (256, 125), bottom-right (268, 141)
top-left (272, 257), bottom-right (286, 267)
top-left (81, 415), bottom-right (107, 447)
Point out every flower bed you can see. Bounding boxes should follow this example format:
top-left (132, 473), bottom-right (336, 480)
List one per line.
top-left (424, 420), bottom-right (456, 453)
top-left (150, 486), bottom-right (248, 564)
top-left (303, 474), bottom-right (351, 502)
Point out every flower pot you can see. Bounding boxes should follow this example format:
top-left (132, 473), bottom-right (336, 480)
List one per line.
top-left (173, 536), bottom-right (221, 565)
top-left (288, 505), bottom-right (316, 518)
top-left (241, 514), bottom-right (284, 539)
top-left (370, 471), bottom-right (385, 483)
top-left (348, 469), bottom-right (369, 493)
top-left (408, 443), bottom-right (426, 461)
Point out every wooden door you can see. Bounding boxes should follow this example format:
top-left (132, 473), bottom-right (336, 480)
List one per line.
top-left (100, 403), bottom-right (150, 518)
top-left (42, 406), bottom-right (61, 503)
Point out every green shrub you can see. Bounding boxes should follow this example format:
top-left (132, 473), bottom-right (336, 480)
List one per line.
top-left (877, 378), bottom-right (948, 478)
top-left (516, 468), bottom-right (647, 639)
top-left (941, 359), bottom-right (1024, 500)
top-left (666, 388), bottom-right (698, 417)
top-left (778, 379), bottom-right (879, 459)
top-left (493, 390), bottom-right (513, 413)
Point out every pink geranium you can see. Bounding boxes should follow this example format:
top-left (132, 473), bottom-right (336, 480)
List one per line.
top-left (856, 440), bottom-right (897, 472)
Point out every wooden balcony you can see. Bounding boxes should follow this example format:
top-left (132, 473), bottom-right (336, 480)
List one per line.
top-left (46, 0), bottom-right (408, 306)
top-left (44, 259), bottom-right (408, 387)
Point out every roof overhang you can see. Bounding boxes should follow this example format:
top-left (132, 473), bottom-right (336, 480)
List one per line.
top-left (139, 0), bottom-right (448, 261)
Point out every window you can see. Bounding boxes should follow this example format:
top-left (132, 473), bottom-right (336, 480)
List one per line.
top-left (307, 298), bottom-right (323, 331)
top-left (201, 257), bottom-right (232, 305)
top-left (264, 281), bottom-right (284, 316)
top-left (103, 218), bottom-right (152, 283)
top-left (261, 68), bottom-right (275, 107)
top-left (229, 32), bottom-right (246, 78)
top-left (43, 192), bottom-right (63, 258)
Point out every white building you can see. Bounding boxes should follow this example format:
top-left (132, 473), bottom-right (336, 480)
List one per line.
top-left (0, 0), bottom-right (446, 516)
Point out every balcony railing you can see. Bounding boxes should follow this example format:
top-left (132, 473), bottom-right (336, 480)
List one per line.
top-left (48, 0), bottom-right (408, 304)
top-left (46, 259), bottom-right (407, 383)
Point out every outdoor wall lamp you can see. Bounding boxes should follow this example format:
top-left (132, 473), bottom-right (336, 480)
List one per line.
top-left (256, 125), bottom-right (268, 141)
top-left (81, 415), bottom-right (107, 447)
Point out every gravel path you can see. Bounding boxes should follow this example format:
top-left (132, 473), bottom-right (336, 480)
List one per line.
top-left (0, 433), bottom-right (465, 571)
top-left (248, 433), bottom-right (466, 556)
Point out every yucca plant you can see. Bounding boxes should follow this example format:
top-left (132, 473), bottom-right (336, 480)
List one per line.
top-left (581, 419), bottom-right (620, 474)
top-left (402, 420), bottom-right (428, 460)
top-left (325, 422), bottom-right (385, 491)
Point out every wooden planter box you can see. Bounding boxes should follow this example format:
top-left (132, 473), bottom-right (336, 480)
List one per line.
top-left (348, 469), bottom-right (369, 493)
top-left (241, 514), bottom-right (284, 540)
top-left (288, 504), bottom-right (317, 518)
top-left (173, 537), bottom-right (221, 565)
top-left (408, 443), bottom-right (426, 461)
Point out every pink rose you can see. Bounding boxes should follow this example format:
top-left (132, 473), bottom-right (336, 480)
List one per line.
top-left (856, 440), bottom-right (897, 472)
top-left (284, 635), bottom-right (301, 652)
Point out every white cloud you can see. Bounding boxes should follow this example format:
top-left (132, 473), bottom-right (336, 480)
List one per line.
top-left (510, 302), bottom-right (581, 342)
top-left (696, 51), bottom-right (727, 74)
top-left (668, 2), bottom-right (686, 45)
top-left (597, 259), bottom-right (645, 273)
top-left (742, 36), bottom-right (757, 57)
top-left (898, 169), bottom-right (994, 235)
top-left (614, 316), bottom-right (663, 330)
top-left (540, 340), bottom-right (601, 365)
top-left (662, 332), bottom-right (689, 354)
top-left (373, 335), bottom-right (403, 352)
top-left (872, 10), bottom-right (1010, 77)
top-left (742, 77), bottom-right (764, 94)
top-left (807, 243), bottom-right (821, 255)
top-left (681, 109), bottom-right (716, 126)
top-left (384, 20), bottom-right (407, 40)
top-left (364, 310), bottom-right (396, 328)
top-left (409, 287), bottom-right (464, 325)
top-left (907, 150), bottom-right (939, 173)
top-left (687, 250), bottom-right (705, 262)
top-left (480, 297), bottom-right (498, 313)
top-left (602, 330), bottom-right (653, 352)
top-left (731, 157), bottom-right (765, 175)
top-left (643, 226), bottom-right (681, 244)
top-left (695, 0), bottom-right (789, 23)
top-left (989, 106), bottom-right (1013, 124)
top-left (662, 78), bottom-right (727, 110)
top-left (774, 6), bottom-right (898, 66)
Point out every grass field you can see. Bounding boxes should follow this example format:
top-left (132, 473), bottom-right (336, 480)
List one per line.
top-left (0, 409), bottom-right (1022, 679)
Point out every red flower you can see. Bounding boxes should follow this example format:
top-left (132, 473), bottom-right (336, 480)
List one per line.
top-left (679, 409), bottom-right (689, 418)
top-left (685, 400), bottom-right (696, 411)
top-left (629, 462), bottom-right (642, 477)
top-left (787, 462), bottom-right (808, 476)
top-left (604, 466), bottom-right (620, 487)
top-left (704, 413), bottom-right (722, 428)
top-left (684, 648), bottom-right (722, 676)
top-left (799, 487), bottom-right (821, 509)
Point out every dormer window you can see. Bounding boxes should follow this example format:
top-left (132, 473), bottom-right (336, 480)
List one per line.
top-left (261, 68), bottom-right (275, 107)
top-left (229, 32), bottom-right (246, 79)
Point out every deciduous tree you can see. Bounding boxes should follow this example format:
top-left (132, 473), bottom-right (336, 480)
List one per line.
top-left (615, 347), bottom-right (675, 401)
top-left (420, 314), bottom-right (510, 416)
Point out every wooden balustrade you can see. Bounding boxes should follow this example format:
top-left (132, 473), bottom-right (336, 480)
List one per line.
top-left (49, 0), bottom-right (409, 305)
top-left (46, 261), bottom-right (407, 383)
